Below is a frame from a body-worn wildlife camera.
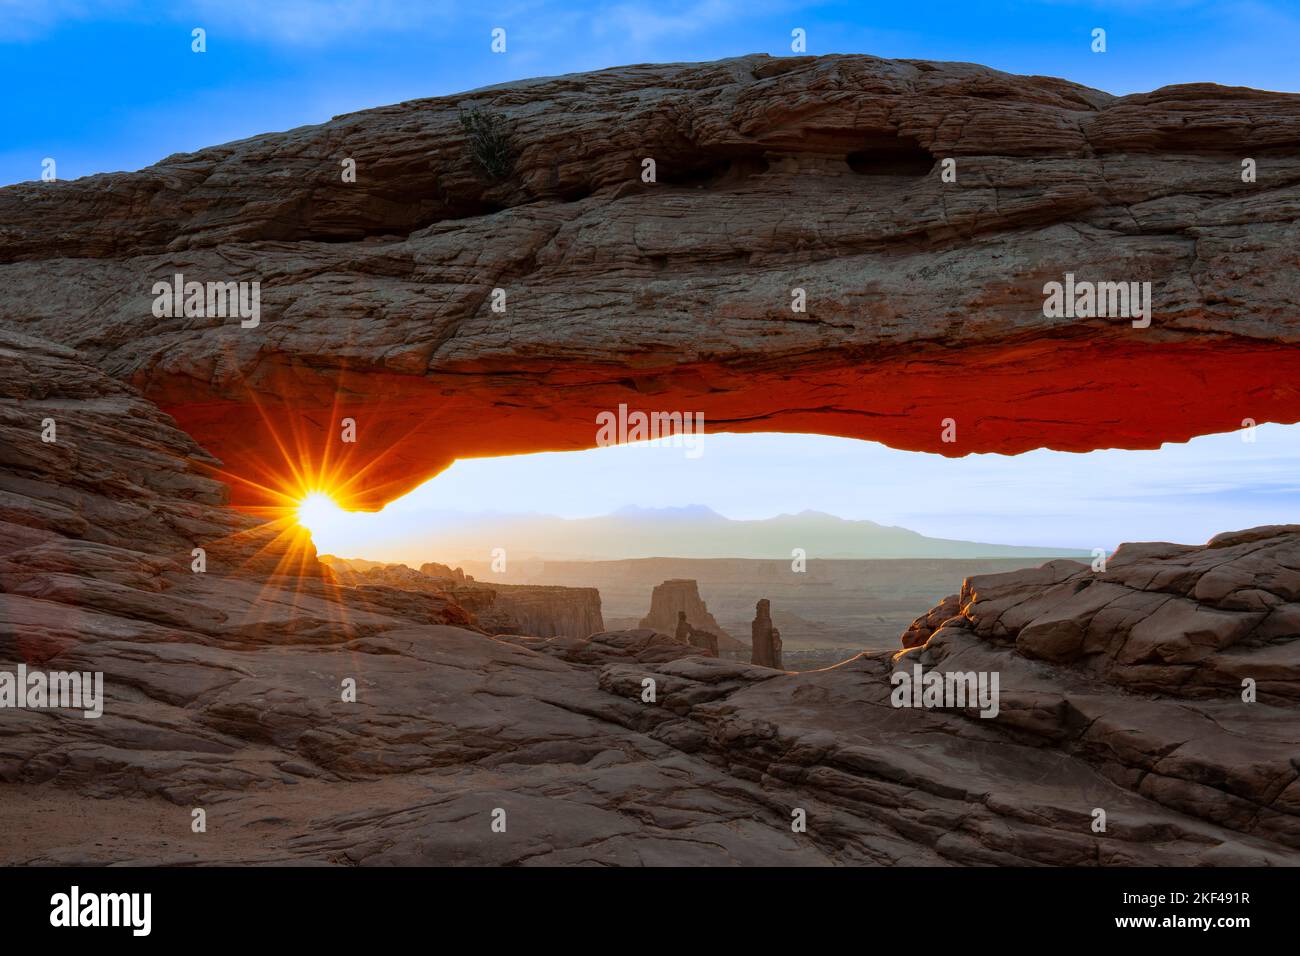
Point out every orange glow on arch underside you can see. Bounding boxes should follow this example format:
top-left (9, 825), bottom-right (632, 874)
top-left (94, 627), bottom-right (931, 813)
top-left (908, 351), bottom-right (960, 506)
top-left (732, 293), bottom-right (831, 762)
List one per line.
top-left (163, 339), bottom-right (1300, 514)
top-left (193, 373), bottom-right (441, 523)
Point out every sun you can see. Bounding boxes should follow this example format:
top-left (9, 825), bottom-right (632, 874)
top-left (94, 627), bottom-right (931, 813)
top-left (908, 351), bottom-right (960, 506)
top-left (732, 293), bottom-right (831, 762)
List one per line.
top-left (296, 491), bottom-right (345, 534)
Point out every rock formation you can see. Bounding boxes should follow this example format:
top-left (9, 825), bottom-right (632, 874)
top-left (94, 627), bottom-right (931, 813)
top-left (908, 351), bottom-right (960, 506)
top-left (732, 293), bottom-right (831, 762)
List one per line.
top-left (901, 593), bottom-right (962, 649)
top-left (323, 556), bottom-right (460, 592)
top-left (750, 599), bottom-right (784, 670)
top-left (323, 556), bottom-right (603, 639)
top-left (489, 585), bottom-right (604, 640)
top-left (906, 530), bottom-right (1300, 700)
top-left (419, 561), bottom-right (469, 583)
top-left (892, 530), bottom-right (1300, 854)
top-left (4, 55), bottom-right (1300, 508)
top-left (639, 579), bottom-right (743, 651)
top-left (674, 610), bottom-right (719, 657)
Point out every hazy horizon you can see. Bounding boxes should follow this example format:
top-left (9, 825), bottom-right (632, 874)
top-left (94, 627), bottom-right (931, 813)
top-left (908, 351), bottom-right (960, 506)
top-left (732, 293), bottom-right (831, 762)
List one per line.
top-left (309, 503), bottom-right (1093, 565)
top-left (298, 426), bottom-right (1300, 564)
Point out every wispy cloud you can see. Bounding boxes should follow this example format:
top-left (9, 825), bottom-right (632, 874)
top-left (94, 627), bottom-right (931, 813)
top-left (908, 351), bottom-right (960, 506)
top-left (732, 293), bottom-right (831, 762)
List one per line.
top-left (589, 0), bottom-right (799, 45)
top-left (187, 0), bottom-right (457, 46)
top-left (0, 0), bottom-right (459, 45)
top-left (0, 0), bottom-right (121, 41)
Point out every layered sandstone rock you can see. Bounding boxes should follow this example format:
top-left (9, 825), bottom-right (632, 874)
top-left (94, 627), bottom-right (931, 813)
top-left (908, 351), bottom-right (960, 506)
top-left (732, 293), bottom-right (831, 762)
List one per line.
top-left (898, 532), bottom-right (1300, 852)
top-left (640, 579), bottom-right (743, 651)
top-left (3, 56), bottom-right (1300, 507)
top-left (904, 530), bottom-right (1300, 700)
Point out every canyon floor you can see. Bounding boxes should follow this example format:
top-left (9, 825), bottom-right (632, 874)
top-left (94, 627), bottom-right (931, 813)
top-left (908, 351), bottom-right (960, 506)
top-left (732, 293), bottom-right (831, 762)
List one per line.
top-left (2, 331), bottom-right (1297, 866)
top-left (463, 555), bottom-right (1086, 668)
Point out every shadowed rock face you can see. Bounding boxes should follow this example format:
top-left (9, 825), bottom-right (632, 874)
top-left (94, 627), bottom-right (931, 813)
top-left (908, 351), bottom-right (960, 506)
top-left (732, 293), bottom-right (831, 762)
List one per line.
top-left (4, 54), bottom-right (1300, 507)
top-left (1, 333), bottom-right (1297, 864)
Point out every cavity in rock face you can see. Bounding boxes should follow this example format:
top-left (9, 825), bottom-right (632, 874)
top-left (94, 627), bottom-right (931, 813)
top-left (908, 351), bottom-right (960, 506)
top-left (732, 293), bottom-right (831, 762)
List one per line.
top-left (751, 599), bottom-right (783, 670)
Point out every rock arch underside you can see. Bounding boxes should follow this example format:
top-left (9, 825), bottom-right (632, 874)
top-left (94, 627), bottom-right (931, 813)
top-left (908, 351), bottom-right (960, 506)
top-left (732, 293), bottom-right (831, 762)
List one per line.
top-left (2, 54), bottom-right (1299, 866)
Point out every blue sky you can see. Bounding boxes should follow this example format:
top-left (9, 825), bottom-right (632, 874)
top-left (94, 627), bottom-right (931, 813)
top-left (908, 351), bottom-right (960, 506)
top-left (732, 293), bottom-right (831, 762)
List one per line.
top-left (4, 0), bottom-right (1298, 550)
top-left (4, 1), bottom-right (1300, 185)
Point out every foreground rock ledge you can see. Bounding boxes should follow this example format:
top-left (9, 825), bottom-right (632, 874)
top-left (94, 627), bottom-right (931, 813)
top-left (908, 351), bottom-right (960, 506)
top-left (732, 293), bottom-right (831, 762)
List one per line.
top-left (1, 333), bottom-right (1296, 865)
top-left (4, 54), bottom-right (1300, 506)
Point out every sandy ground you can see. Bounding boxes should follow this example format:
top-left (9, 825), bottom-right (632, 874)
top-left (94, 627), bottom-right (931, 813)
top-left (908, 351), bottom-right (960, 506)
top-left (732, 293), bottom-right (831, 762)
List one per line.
top-left (0, 780), bottom-right (409, 865)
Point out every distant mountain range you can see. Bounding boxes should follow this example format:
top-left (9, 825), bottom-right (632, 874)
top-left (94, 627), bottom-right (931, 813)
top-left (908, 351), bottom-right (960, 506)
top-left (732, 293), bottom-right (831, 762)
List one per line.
top-left (383, 504), bottom-right (1089, 563)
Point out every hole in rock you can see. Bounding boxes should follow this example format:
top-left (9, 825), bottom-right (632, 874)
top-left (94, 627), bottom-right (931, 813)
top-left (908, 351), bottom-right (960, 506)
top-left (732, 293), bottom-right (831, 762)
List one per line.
top-left (846, 137), bottom-right (936, 176)
top-left (658, 150), bottom-right (771, 186)
top-left (291, 427), bottom-right (1299, 672)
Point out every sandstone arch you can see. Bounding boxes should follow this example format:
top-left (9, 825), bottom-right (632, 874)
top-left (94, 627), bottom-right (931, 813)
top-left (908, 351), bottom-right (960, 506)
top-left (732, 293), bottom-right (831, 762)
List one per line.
top-left (3, 54), bottom-right (1299, 508)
